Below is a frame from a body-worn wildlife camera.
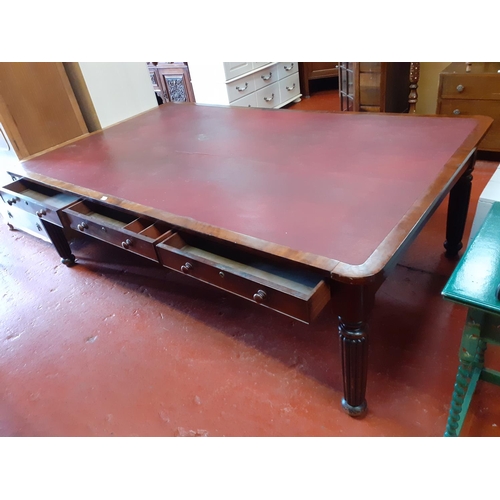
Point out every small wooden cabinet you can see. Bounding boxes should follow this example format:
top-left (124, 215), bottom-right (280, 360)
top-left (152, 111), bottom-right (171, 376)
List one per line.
top-left (299, 62), bottom-right (338, 98)
top-left (147, 62), bottom-right (195, 104)
top-left (339, 62), bottom-right (412, 113)
top-left (436, 62), bottom-right (500, 153)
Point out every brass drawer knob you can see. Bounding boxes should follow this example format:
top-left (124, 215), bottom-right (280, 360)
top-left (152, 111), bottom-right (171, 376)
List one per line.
top-left (253, 290), bottom-right (267, 303)
top-left (181, 262), bottom-right (193, 273)
top-left (77, 222), bottom-right (88, 231)
top-left (456, 84), bottom-right (465, 93)
top-left (6, 197), bottom-right (18, 206)
top-left (121, 239), bottom-right (132, 249)
top-left (453, 109), bottom-right (461, 115)
top-left (36, 209), bottom-right (47, 218)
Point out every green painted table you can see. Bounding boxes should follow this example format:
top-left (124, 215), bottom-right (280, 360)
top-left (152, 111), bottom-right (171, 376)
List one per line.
top-left (442, 202), bottom-right (500, 436)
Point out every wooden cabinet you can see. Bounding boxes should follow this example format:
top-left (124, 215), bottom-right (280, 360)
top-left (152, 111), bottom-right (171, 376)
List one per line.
top-left (436, 62), bottom-right (500, 153)
top-left (299, 62), bottom-right (338, 98)
top-left (147, 62), bottom-right (195, 104)
top-left (188, 62), bottom-right (302, 109)
top-left (0, 62), bottom-right (88, 160)
top-left (338, 62), bottom-right (413, 113)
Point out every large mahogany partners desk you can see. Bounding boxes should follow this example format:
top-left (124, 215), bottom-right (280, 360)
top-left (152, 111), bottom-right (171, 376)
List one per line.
top-left (1, 103), bottom-right (492, 417)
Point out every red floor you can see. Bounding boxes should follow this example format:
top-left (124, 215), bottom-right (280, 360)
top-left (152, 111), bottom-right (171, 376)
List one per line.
top-left (1, 90), bottom-right (500, 436)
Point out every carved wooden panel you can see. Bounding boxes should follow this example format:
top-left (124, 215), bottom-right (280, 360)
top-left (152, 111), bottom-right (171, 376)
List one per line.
top-left (147, 63), bottom-right (195, 104)
top-left (162, 74), bottom-right (188, 102)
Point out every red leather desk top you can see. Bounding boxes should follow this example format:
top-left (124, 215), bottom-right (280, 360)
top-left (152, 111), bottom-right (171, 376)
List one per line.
top-left (18, 104), bottom-right (481, 266)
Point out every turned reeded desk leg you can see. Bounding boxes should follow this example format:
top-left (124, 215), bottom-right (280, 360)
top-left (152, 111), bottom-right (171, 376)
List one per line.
top-left (339, 319), bottom-right (368, 417)
top-left (40, 219), bottom-right (76, 267)
top-left (444, 157), bottom-right (475, 258)
top-left (335, 283), bottom-right (375, 417)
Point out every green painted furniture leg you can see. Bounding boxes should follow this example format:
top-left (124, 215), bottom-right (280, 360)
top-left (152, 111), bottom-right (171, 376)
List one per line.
top-left (444, 310), bottom-right (485, 437)
top-left (442, 202), bottom-right (500, 437)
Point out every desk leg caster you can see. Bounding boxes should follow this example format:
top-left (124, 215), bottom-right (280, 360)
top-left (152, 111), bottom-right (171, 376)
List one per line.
top-left (61, 255), bottom-right (76, 267)
top-left (342, 398), bottom-right (367, 418)
top-left (40, 220), bottom-right (75, 268)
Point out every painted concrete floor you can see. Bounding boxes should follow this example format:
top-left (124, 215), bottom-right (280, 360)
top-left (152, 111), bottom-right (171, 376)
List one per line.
top-left (1, 95), bottom-right (500, 436)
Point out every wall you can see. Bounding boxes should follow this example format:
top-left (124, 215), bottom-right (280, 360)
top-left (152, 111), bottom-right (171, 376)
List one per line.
top-left (78, 63), bottom-right (157, 129)
top-left (416, 62), bottom-right (451, 115)
top-left (188, 62), bottom-right (228, 106)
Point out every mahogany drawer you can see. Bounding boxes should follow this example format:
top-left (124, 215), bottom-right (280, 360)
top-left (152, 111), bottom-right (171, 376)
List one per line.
top-left (155, 232), bottom-right (330, 324)
top-left (440, 74), bottom-right (500, 100)
top-left (61, 200), bottom-right (172, 262)
top-left (0, 178), bottom-right (80, 227)
top-left (439, 99), bottom-right (500, 152)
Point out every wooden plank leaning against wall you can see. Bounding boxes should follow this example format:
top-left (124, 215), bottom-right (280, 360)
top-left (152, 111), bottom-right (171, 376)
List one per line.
top-left (0, 62), bottom-right (91, 161)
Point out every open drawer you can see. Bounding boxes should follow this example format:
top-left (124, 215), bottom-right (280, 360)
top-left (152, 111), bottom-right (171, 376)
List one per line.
top-left (61, 199), bottom-right (172, 262)
top-left (0, 178), bottom-right (80, 227)
top-left (155, 232), bottom-right (330, 324)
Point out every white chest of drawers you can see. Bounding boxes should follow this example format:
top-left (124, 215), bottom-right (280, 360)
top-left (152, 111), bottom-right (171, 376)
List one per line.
top-left (189, 62), bottom-right (302, 109)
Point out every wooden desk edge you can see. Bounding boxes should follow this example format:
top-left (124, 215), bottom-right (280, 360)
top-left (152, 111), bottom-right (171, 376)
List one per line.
top-left (331, 114), bottom-right (493, 283)
top-left (9, 113), bottom-right (492, 285)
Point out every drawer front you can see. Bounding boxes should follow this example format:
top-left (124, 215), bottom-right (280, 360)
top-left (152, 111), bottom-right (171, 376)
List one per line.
top-left (253, 64), bottom-right (279, 91)
top-left (441, 74), bottom-right (500, 100)
top-left (1, 204), bottom-right (50, 241)
top-left (279, 72), bottom-right (300, 103)
top-left (156, 233), bottom-right (330, 323)
top-left (0, 179), bottom-right (80, 227)
top-left (62, 203), bottom-right (171, 262)
top-left (277, 62), bottom-right (298, 80)
top-left (256, 82), bottom-right (280, 109)
top-left (226, 76), bottom-right (256, 103)
top-left (439, 99), bottom-right (500, 151)
top-left (252, 62), bottom-right (272, 71)
top-left (223, 62), bottom-right (253, 80)
top-left (231, 92), bottom-right (258, 108)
